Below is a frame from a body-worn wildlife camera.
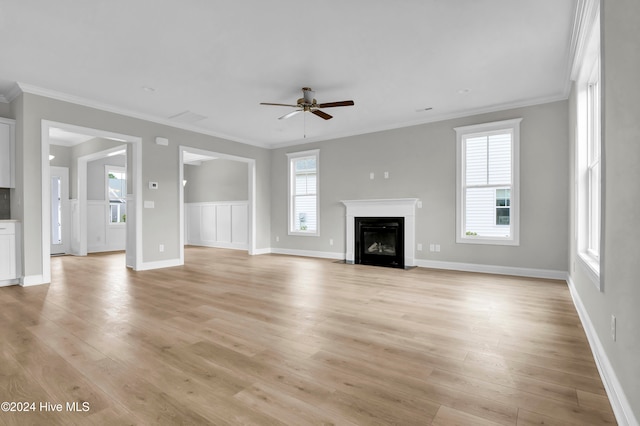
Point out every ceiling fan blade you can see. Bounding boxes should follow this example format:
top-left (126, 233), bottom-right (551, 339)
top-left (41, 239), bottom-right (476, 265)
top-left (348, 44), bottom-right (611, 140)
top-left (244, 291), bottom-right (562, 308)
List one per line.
top-left (311, 109), bottom-right (333, 120)
top-left (278, 110), bottom-right (303, 120)
top-left (260, 102), bottom-right (299, 107)
top-left (317, 100), bottom-right (354, 108)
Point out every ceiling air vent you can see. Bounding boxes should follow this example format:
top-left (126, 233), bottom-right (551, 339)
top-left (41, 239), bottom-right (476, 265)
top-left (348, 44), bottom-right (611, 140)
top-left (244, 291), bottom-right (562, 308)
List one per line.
top-left (168, 110), bottom-right (207, 124)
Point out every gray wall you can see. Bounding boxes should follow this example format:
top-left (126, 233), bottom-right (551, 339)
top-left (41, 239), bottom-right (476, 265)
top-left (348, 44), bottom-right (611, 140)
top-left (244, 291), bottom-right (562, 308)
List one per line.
top-left (184, 158), bottom-right (248, 203)
top-left (0, 102), bottom-right (11, 118)
top-left (12, 92), bottom-right (271, 276)
top-left (87, 155), bottom-right (126, 201)
top-left (49, 144), bottom-right (72, 168)
top-left (270, 100), bottom-right (569, 272)
top-left (569, 0), bottom-right (640, 420)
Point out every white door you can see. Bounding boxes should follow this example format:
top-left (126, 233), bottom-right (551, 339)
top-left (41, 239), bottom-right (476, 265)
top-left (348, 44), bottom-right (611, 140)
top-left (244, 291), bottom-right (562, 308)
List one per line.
top-left (50, 166), bottom-right (70, 255)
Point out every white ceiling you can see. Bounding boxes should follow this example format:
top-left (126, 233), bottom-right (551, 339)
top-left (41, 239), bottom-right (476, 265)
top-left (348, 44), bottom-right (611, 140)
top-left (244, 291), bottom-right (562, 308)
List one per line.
top-left (0, 1), bottom-right (578, 148)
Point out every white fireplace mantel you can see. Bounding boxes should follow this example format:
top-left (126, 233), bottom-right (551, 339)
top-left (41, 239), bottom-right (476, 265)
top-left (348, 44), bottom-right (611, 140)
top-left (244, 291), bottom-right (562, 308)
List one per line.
top-left (341, 198), bottom-right (418, 267)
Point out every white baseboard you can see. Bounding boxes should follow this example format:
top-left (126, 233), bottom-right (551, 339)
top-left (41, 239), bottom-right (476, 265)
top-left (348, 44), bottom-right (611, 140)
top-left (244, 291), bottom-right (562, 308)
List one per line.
top-left (136, 258), bottom-right (182, 271)
top-left (252, 248), bottom-right (272, 255)
top-left (263, 249), bottom-right (566, 280)
top-left (0, 278), bottom-right (20, 287)
top-left (567, 274), bottom-right (638, 426)
top-left (270, 248), bottom-right (344, 260)
top-left (88, 245), bottom-right (126, 254)
top-left (415, 259), bottom-right (567, 280)
top-left (21, 274), bottom-right (47, 286)
top-left (187, 241), bottom-right (248, 251)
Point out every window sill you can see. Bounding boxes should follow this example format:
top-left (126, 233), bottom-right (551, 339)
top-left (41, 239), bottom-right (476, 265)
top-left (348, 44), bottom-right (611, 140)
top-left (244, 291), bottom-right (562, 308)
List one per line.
top-left (288, 231), bottom-right (319, 237)
top-left (456, 236), bottom-right (519, 246)
top-left (577, 252), bottom-right (601, 291)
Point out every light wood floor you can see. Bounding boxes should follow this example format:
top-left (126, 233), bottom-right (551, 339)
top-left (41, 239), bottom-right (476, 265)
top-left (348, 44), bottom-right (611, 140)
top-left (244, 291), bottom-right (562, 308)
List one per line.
top-left (0, 247), bottom-right (616, 425)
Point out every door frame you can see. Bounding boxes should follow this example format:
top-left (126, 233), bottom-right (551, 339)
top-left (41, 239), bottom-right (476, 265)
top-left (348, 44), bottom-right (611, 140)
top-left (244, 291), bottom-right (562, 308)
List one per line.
top-left (178, 145), bottom-right (256, 264)
top-left (41, 120), bottom-right (143, 284)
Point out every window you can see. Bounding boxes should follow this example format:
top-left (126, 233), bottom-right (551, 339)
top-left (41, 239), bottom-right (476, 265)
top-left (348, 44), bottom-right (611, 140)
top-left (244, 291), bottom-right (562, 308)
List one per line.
top-left (575, 5), bottom-right (601, 287)
top-left (495, 188), bottom-right (510, 225)
top-left (587, 77), bottom-right (600, 259)
top-left (456, 119), bottom-right (521, 245)
top-left (107, 166), bottom-right (126, 224)
top-left (287, 149), bottom-right (319, 235)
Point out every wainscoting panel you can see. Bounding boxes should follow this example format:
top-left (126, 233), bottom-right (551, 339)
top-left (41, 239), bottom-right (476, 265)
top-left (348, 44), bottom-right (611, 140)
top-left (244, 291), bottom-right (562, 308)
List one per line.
top-left (87, 200), bottom-right (126, 253)
top-left (216, 205), bottom-right (232, 243)
top-left (201, 205), bottom-right (216, 242)
top-left (231, 204), bottom-right (248, 244)
top-left (185, 201), bottom-right (248, 250)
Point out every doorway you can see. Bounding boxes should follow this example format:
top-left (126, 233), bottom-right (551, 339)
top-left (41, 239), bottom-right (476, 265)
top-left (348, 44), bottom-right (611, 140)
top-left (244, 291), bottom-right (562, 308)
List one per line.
top-left (41, 120), bottom-right (143, 284)
top-left (178, 146), bottom-right (256, 264)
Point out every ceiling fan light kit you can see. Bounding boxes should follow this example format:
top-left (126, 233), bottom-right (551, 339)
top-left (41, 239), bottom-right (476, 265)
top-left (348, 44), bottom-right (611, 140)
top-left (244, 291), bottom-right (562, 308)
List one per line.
top-left (261, 87), bottom-right (354, 121)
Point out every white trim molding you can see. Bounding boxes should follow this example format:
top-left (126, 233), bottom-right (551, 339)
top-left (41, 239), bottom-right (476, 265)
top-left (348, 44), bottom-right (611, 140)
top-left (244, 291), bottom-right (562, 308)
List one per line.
top-left (567, 275), bottom-right (638, 426)
top-left (137, 258), bottom-right (183, 271)
top-left (415, 259), bottom-right (566, 280)
top-left (270, 248), bottom-right (344, 260)
top-left (20, 274), bottom-right (47, 287)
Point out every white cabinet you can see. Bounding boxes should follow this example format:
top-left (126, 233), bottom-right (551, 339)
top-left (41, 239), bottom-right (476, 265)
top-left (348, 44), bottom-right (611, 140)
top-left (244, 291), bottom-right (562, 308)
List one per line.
top-left (0, 117), bottom-right (16, 188)
top-left (0, 221), bottom-right (18, 283)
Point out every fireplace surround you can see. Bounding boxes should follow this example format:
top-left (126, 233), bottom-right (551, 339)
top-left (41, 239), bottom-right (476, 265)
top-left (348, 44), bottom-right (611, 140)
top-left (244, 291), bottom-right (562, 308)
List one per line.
top-left (341, 198), bottom-right (418, 268)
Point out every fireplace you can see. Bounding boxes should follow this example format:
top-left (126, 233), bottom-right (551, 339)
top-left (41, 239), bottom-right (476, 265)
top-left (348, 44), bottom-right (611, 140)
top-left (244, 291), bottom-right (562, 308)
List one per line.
top-left (355, 217), bottom-right (404, 268)
top-left (341, 198), bottom-right (418, 267)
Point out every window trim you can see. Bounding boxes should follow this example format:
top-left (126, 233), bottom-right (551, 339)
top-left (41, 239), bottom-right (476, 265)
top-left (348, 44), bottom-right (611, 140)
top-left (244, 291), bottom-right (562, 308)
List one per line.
top-left (574, 4), bottom-right (601, 290)
top-left (455, 118), bottom-right (521, 246)
top-left (287, 149), bottom-right (320, 236)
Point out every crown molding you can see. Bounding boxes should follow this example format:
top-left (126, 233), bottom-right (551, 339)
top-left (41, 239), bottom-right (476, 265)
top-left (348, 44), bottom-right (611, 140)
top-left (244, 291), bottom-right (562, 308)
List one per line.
top-left (568, 0), bottom-right (600, 82)
top-left (14, 82), bottom-right (271, 149)
top-left (0, 83), bottom-right (23, 103)
top-left (12, 82), bottom-right (569, 151)
top-left (269, 92), bottom-right (568, 149)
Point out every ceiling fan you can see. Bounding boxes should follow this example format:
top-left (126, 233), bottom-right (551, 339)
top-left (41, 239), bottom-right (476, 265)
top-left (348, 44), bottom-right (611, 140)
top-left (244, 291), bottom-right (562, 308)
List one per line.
top-left (260, 87), bottom-right (354, 120)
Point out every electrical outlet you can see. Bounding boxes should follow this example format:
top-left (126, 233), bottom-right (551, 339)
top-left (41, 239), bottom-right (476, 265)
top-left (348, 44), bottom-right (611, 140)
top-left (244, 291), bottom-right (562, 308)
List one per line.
top-left (611, 315), bottom-right (616, 341)
top-left (417, 243), bottom-right (422, 251)
top-left (384, 171), bottom-right (389, 179)
top-left (435, 244), bottom-right (441, 252)
top-left (329, 238), bottom-right (334, 246)
top-left (159, 244), bottom-right (165, 252)
top-left (429, 243), bottom-right (435, 252)
top-left (417, 201), bottom-right (422, 208)
top-left (369, 172), bottom-right (375, 180)
top-left (276, 236), bottom-right (279, 242)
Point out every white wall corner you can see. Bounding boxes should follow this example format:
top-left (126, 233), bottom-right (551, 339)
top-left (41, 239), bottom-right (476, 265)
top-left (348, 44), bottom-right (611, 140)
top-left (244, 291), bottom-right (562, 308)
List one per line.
top-left (566, 275), bottom-right (638, 426)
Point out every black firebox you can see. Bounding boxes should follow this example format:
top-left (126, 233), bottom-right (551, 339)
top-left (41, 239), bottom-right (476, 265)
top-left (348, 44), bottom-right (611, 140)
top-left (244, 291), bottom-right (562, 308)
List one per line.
top-left (354, 217), bottom-right (404, 269)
